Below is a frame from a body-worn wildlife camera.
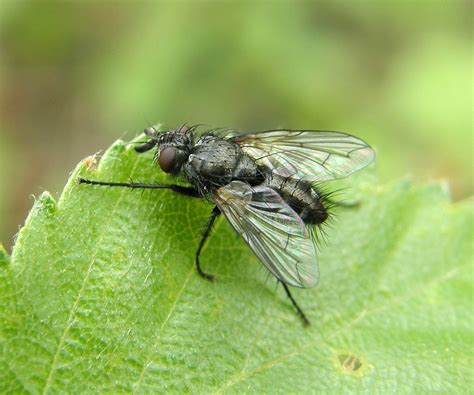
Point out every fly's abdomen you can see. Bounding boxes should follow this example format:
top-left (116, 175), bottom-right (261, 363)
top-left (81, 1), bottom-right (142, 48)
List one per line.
top-left (265, 174), bottom-right (328, 225)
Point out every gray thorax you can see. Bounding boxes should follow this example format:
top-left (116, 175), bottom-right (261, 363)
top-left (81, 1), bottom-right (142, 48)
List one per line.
top-left (184, 135), bottom-right (260, 190)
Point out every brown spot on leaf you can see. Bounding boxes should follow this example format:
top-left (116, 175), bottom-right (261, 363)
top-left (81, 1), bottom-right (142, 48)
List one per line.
top-left (338, 353), bottom-right (363, 372)
top-left (83, 155), bottom-right (97, 170)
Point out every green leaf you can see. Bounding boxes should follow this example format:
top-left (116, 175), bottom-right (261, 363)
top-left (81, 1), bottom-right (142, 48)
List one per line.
top-left (1, 138), bottom-right (472, 393)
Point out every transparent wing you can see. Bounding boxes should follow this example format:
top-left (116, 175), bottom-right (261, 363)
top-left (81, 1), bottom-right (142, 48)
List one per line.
top-left (213, 181), bottom-right (318, 288)
top-left (221, 129), bottom-right (374, 181)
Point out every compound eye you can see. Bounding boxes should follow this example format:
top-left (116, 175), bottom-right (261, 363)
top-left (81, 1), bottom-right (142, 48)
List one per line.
top-left (159, 147), bottom-right (177, 173)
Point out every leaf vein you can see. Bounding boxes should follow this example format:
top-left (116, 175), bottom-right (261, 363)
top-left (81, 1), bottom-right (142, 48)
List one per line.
top-left (42, 154), bottom-right (142, 394)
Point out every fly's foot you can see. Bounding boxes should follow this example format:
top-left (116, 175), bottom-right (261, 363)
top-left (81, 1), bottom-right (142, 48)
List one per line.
top-left (196, 266), bottom-right (215, 282)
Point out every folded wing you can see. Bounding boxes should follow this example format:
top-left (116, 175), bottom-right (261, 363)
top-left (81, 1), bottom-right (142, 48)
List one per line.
top-left (228, 130), bottom-right (374, 181)
top-left (213, 181), bottom-right (318, 288)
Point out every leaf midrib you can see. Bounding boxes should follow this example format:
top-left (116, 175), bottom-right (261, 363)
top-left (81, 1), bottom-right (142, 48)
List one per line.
top-left (211, 260), bottom-right (468, 393)
top-left (209, 195), bottom-right (463, 392)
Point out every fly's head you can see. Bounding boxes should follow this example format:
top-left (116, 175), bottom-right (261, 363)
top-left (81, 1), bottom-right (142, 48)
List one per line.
top-left (134, 125), bottom-right (194, 175)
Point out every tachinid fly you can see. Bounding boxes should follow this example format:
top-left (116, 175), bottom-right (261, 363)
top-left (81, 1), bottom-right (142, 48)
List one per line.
top-left (79, 125), bottom-right (375, 325)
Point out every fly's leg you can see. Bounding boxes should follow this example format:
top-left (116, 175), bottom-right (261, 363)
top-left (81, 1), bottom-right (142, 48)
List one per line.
top-left (195, 206), bottom-right (221, 282)
top-left (79, 177), bottom-right (219, 280)
top-left (78, 177), bottom-right (201, 197)
top-left (281, 282), bottom-right (310, 327)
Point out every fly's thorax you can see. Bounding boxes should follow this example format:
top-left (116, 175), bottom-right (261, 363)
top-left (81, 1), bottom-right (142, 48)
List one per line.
top-left (265, 173), bottom-right (328, 225)
top-left (184, 135), bottom-right (261, 190)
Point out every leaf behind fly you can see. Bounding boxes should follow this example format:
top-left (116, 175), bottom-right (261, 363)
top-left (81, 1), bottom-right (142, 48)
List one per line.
top-left (0, 137), bottom-right (472, 393)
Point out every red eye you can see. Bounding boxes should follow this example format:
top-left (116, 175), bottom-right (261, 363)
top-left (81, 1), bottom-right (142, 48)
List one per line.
top-left (159, 147), bottom-right (177, 173)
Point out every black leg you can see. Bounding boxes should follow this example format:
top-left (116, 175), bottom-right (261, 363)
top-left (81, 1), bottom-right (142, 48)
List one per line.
top-left (78, 177), bottom-right (201, 197)
top-left (195, 206), bottom-right (221, 281)
top-left (281, 282), bottom-right (310, 327)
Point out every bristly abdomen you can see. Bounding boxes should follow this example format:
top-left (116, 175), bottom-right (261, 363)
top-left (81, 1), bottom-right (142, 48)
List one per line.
top-left (264, 173), bottom-right (329, 225)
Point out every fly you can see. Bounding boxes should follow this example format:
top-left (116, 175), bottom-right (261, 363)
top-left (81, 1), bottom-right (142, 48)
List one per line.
top-left (78, 124), bottom-right (375, 325)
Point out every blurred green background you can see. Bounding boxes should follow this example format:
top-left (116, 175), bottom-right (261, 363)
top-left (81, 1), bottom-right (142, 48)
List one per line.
top-left (0, 0), bottom-right (472, 250)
